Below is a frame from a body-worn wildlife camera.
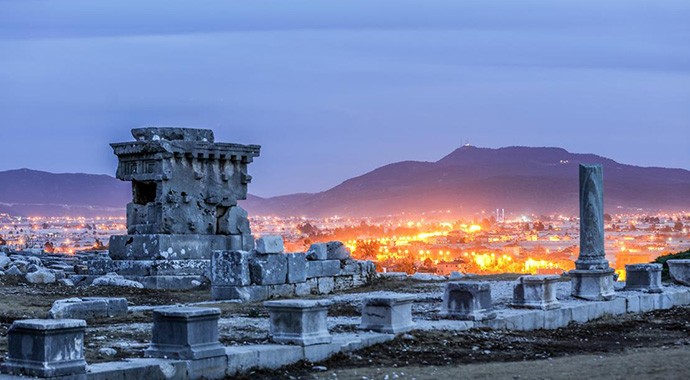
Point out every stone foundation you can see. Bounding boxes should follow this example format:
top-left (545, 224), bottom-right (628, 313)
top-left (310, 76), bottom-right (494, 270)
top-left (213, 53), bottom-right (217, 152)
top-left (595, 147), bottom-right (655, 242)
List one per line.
top-left (511, 275), bottom-right (561, 310)
top-left (625, 264), bottom-right (663, 293)
top-left (569, 268), bottom-right (615, 301)
top-left (442, 282), bottom-right (496, 320)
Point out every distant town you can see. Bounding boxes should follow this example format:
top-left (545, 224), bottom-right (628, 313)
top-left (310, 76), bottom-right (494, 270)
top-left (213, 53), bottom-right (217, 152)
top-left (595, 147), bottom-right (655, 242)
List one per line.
top-left (1, 210), bottom-right (688, 281)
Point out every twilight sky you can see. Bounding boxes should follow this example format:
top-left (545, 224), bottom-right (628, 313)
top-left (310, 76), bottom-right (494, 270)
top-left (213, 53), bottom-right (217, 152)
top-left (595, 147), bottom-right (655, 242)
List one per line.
top-left (0, 0), bottom-right (688, 197)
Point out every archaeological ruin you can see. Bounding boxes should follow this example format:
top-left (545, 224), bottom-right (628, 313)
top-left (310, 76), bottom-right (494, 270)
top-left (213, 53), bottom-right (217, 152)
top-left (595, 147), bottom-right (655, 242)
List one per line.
top-left (1, 154), bottom-right (690, 379)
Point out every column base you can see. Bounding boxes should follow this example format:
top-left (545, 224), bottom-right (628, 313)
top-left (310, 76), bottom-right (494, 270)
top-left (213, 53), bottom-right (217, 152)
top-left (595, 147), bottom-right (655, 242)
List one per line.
top-left (569, 268), bottom-right (616, 301)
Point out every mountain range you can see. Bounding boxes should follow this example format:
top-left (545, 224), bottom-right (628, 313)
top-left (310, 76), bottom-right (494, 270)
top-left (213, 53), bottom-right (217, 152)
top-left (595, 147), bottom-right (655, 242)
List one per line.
top-left (1, 146), bottom-right (688, 218)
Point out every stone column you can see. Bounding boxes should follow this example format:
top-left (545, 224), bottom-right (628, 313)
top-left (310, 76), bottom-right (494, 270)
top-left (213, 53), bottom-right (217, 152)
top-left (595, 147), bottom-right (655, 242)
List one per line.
top-left (570, 164), bottom-right (615, 301)
top-left (576, 164), bottom-right (608, 270)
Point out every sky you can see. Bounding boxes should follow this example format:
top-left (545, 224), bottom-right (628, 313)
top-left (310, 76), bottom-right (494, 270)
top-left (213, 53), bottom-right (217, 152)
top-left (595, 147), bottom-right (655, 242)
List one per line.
top-left (0, 0), bottom-right (688, 197)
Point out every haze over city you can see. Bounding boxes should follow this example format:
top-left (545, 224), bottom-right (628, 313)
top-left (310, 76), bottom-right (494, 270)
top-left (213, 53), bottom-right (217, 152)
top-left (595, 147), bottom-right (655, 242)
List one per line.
top-left (1, 0), bottom-right (689, 197)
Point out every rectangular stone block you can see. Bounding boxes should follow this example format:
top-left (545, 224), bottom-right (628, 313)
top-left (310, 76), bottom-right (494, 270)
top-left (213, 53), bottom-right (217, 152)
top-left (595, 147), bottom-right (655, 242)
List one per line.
top-left (286, 253), bottom-right (307, 283)
top-left (255, 236), bottom-right (284, 254)
top-left (268, 284), bottom-right (296, 299)
top-left (109, 234), bottom-right (234, 260)
top-left (340, 260), bottom-right (359, 276)
top-left (250, 254), bottom-right (287, 285)
top-left (264, 299), bottom-right (333, 346)
top-left (254, 345), bottom-right (303, 370)
top-left (324, 260), bottom-right (345, 276)
top-left (87, 358), bottom-right (188, 380)
top-left (360, 293), bottom-right (416, 334)
top-left (511, 275), bottom-right (560, 310)
top-left (145, 307), bottom-right (225, 361)
top-left (226, 346), bottom-right (259, 376)
top-left (544, 307), bottom-right (573, 329)
top-left (295, 282), bottom-right (311, 297)
top-left (317, 277), bottom-right (335, 295)
top-left (326, 241), bottom-right (351, 260)
top-left (306, 243), bottom-right (327, 260)
top-left (211, 250), bottom-right (252, 286)
top-left (2, 319), bottom-right (87, 378)
top-left (303, 341), bottom-right (343, 362)
top-left (442, 281), bottom-right (495, 321)
top-left (212, 285), bottom-right (268, 302)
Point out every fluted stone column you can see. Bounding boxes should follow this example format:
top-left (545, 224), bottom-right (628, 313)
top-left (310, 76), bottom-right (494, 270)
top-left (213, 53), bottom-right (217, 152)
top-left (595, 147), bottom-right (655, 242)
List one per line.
top-left (570, 164), bottom-right (615, 300)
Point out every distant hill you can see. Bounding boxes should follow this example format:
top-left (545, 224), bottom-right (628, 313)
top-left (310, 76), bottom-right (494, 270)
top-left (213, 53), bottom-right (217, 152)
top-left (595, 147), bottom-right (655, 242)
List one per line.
top-left (1, 146), bottom-right (689, 217)
top-left (241, 146), bottom-right (690, 217)
top-left (0, 169), bottom-right (129, 217)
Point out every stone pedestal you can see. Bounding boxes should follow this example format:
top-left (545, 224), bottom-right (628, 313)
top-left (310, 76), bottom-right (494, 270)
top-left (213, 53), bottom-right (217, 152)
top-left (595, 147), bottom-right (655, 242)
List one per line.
top-left (360, 293), bottom-right (416, 334)
top-left (511, 275), bottom-right (561, 310)
top-left (625, 264), bottom-right (663, 293)
top-left (145, 307), bottom-right (225, 360)
top-left (1, 319), bottom-right (87, 378)
top-left (441, 282), bottom-right (496, 320)
top-left (264, 299), bottom-right (332, 346)
top-left (667, 259), bottom-right (690, 286)
top-left (570, 268), bottom-right (615, 301)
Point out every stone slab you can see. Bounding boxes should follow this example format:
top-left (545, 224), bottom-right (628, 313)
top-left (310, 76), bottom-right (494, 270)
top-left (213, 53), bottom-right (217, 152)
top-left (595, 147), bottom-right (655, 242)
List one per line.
top-left (249, 254), bottom-right (287, 285)
top-left (286, 253), bottom-right (307, 283)
top-left (109, 234), bottom-right (235, 261)
top-left (210, 250), bottom-right (251, 286)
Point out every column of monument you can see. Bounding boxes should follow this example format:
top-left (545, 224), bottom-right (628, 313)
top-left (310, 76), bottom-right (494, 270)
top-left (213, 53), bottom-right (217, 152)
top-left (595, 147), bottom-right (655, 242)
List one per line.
top-left (569, 164), bottom-right (615, 300)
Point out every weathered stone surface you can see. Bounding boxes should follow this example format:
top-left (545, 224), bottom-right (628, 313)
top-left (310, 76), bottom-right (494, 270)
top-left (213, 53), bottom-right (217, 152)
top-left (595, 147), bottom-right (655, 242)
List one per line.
top-left (212, 285), bottom-right (268, 302)
top-left (449, 271), bottom-right (465, 280)
top-left (442, 281), bottom-right (496, 320)
top-left (268, 284), bottom-right (297, 299)
top-left (49, 298), bottom-right (128, 319)
top-left (249, 254), bottom-right (288, 285)
top-left (5, 265), bottom-right (22, 276)
top-left (218, 206), bottom-right (251, 235)
top-left (306, 260), bottom-right (341, 278)
top-left (317, 277), bottom-right (335, 294)
top-left (25, 268), bottom-right (57, 284)
top-left (109, 234), bottom-right (235, 261)
top-left (286, 253), bottom-right (307, 283)
top-left (92, 273), bottom-right (144, 289)
top-left (360, 293), bottom-right (416, 334)
top-left (512, 275), bottom-right (561, 310)
top-left (625, 263), bottom-right (663, 293)
top-left (575, 164), bottom-right (608, 270)
top-left (145, 307), bottom-right (225, 360)
top-left (326, 241), bottom-right (351, 261)
top-left (570, 269), bottom-right (615, 301)
top-left (667, 260), bottom-right (690, 286)
top-left (0, 253), bottom-right (10, 269)
top-left (2, 319), bottom-right (87, 378)
top-left (264, 299), bottom-right (332, 346)
top-left (255, 236), bottom-right (284, 254)
top-left (210, 250), bottom-right (252, 286)
top-left (306, 243), bottom-right (327, 260)
top-left (132, 127), bottom-right (215, 142)
top-left (410, 273), bottom-right (446, 282)
top-left (569, 164), bottom-right (615, 301)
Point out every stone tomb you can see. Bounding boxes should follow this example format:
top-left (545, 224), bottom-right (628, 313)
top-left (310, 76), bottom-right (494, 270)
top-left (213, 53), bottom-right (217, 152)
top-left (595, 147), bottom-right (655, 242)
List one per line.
top-left (92, 127), bottom-right (261, 289)
top-left (511, 275), bottom-right (561, 310)
top-left (442, 282), bottom-right (496, 321)
top-left (360, 293), bottom-right (416, 334)
top-left (264, 299), bottom-right (332, 346)
top-left (625, 264), bottom-right (663, 293)
top-left (1, 319), bottom-right (87, 378)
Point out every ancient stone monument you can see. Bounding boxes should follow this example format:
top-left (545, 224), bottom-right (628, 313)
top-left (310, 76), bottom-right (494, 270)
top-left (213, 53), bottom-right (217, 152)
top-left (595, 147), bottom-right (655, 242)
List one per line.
top-left (511, 275), bottom-right (561, 310)
top-left (569, 164), bottom-right (615, 300)
top-left (91, 127), bottom-right (260, 289)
